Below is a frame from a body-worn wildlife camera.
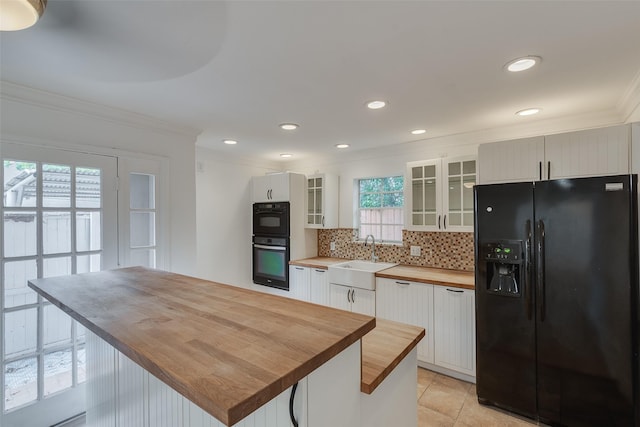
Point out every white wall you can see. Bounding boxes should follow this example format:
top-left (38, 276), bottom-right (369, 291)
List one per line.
top-left (0, 82), bottom-right (199, 275)
top-left (195, 147), bottom-right (281, 287)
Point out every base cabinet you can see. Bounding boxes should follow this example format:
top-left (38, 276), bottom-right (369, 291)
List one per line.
top-left (433, 286), bottom-right (476, 377)
top-left (330, 284), bottom-right (375, 316)
top-left (309, 268), bottom-right (330, 306)
top-left (289, 266), bottom-right (311, 301)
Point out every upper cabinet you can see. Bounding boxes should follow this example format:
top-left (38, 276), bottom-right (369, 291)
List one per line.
top-left (305, 173), bottom-right (339, 229)
top-left (252, 173), bottom-right (291, 202)
top-left (478, 124), bottom-right (630, 184)
top-left (406, 156), bottom-right (476, 232)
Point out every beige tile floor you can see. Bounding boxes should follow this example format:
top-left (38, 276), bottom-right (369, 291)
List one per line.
top-left (417, 368), bottom-right (541, 426)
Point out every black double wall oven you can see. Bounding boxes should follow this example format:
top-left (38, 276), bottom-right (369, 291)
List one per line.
top-left (252, 202), bottom-right (290, 290)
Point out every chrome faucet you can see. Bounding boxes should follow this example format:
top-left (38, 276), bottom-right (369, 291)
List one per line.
top-left (364, 234), bottom-right (378, 263)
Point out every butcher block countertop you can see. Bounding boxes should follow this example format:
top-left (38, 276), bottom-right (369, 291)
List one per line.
top-left (290, 257), bottom-right (475, 289)
top-left (28, 267), bottom-right (376, 426)
top-left (361, 319), bottom-right (425, 394)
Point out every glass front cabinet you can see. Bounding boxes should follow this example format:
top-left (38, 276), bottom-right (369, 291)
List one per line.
top-left (406, 156), bottom-right (476, 232)
top-left (305, 173), bottom-right (339, 229)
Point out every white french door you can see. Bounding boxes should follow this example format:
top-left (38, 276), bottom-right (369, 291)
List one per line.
top-left (0, 143), bottom-right (118, 427)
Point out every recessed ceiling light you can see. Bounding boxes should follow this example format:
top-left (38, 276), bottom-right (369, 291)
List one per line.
top-left (223, 139), bottom-right (237, 145)
top-left (336, 144), bottom-right (350, 149)
top-left (505, 56), bottom-right (541, 72)
top-left (280, 153), bottom-right (293, 158)
top-left (411, 129), bottom-right (426, 135)
top-left (516, 108), bottom-right (541, 116)
top-left (366, 100), bottom-right (387, 110)
top-left (279, 123), bottom-right (299, 130)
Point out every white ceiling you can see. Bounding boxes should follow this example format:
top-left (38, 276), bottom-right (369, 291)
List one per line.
top-left (2, 1), bottom-right (640, 162)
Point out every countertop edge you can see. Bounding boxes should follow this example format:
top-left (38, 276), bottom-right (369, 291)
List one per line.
top-left (374, 271), bottom-right (475, 290)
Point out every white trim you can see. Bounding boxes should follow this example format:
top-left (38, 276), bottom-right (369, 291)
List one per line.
top-left (618, 68), bottom-right (640, 122)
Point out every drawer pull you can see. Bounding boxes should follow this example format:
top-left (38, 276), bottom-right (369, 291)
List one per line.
top-left (395, 281), bottom-right (411, 286)
top-left (446, 288), bottom-right (464, 293)
top-left (315, 269), bottom-right (325, 273)
top-left (295, 267), bottom-right (304, 270)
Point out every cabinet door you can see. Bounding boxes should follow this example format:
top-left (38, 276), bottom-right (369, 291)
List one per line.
top-left (329, 284), bottom-right (352, 312)
top-left (442, 156), bottom-right (476, 232)
top-left (545, 124), bottom-right (630, 179)
top-left (269, 173), bottom-right (290, 202)
top-left (433, 287), bottom-right (475, 376)
top-left (351, 288), bottom-right (375, 316)
top-left (252, 175), bottom-right (271, 203)
top-left (406, 159), bottom-right (441, 231)
top-left (289, 266), bottom-right (310, 301)
top-left (376, 278), bottom-right (434, 364)
top-left (306, 176), bottom-right (323, 227)
top-left (478, 136), bottom-right (545, 184)
top-left (310, 268), bottom-right (330, 306)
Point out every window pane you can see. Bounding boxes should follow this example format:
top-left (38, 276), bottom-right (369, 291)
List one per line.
top-left (448, 162), bottom-right (461, 176)
top-left (360, 178), bottom-right (382, 193)
top-left (4, 259), bottom-right (38, 308)
top-left (130, 173), bottom-right (155, 209)
top-left (4, 160), bottom-right (37, 208)
top-left (383, 176), bottom-right (403, 192)
top-left (411, 166), bottom-right (423, 179)
top-left (383, 192), bottom-right (403, 207)
top-left (463, 160), bottom-right (476, 174)
top-left (130, 212), bottom-right (156, 247)
top-left (130, 249), bottom-right (156, 268)
top-left (4, 212), bottom-right (37, 257)
top-left (4, 357), bottom-right (38, 411)
top-left (77, 342), bottom-right (86, 384)
top-left (44, 349), bottom-right (73, 397)
top-left (76, 211), bottom-right (101, 252)
top-left (424, 165), bottom-right (436, 178)
top-left (4, 308), bottom-right (37, 358)
top-left (77, 254), bottom-right (101, 274)
top-left (43, 211), bottom-right (71, 255)
top-left (76, 167), bottom-right (101, 208)
top-left (359, 193), bottom-right (381, 208)
top-left (43, 257), bottom-right (71, 278)
top-left (42, 164), bottom-right (71, 208)
top-left (44, 305), bottom-right (72, 348)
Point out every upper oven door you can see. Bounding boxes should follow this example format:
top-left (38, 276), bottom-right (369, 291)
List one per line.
top-left (253, 202), bottom-right (290, 236)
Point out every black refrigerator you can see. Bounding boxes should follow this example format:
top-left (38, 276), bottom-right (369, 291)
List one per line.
top-left (474, 174), bottom-right (639, 427)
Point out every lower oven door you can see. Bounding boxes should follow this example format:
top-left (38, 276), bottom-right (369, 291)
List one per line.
top-left (252, 240), bottom-right (289, 290)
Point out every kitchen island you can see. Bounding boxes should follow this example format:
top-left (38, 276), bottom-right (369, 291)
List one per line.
top-left (29, 267), bottom-right (422, 427)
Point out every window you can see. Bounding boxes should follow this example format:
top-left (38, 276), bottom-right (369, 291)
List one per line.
top-left (357, 176), bottom-right (404, 242)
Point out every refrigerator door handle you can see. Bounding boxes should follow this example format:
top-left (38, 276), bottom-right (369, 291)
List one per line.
top-left (536, 220), bottom-right (546, 322)
top-left (547, 161), bottom-right (551, 180)
top-left (525, 219), bottom-right (533, 320)
top-left (539, 161), bottom-right (542, 180)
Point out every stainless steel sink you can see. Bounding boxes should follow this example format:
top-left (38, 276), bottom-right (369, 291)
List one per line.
top-left (328, 260), bottom-right (397, 290)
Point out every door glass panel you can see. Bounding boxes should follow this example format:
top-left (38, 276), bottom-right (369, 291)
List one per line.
top-left (449, 212), bottom-right (461, 226)
top-left (130, 212), bottom-right (156, 247)
top-left (463, 160), bottom-right (476, 174)
top-left (4, 356), bottom-right (38, 410)
top-left (448, 176), bottom-right (461, 211)
top-left (130, 173), bottom-right (155, 209)
top-left (425, 180), bottom-right (436, 212)
top-left (463, 212), bottom-right (474, 226)
top-left (42, 164), bottom-right (71, 208)
top-left (4, 212), bottom-right (37, 257)
top-left (4, 260), bottom-right (38, 308)
top-left (76, 254), bottom-right (101, 274)
top-left (4, 161), bottom-right (37, 208)
top-left (4, 308), bottom-right (37, 358)
top-left (76, 211), bottom-right (101, 251)
top-left (448, 161), bottom-right (461, 175)
top-left (42, 212), bottom-right (71, 255)
top-left (76, 167), bottom-right (101, 209)
top-left (412, 213), bottom-right (423, 226)
top-left (307, 189), bottom-right (315, 214)
top-left (463, 175), bottom-right (475, 210)
top-left (317, 188), bottom-right (322, 212)
top-left (412, 181), bottom-right (423, 213)
top-left (43, 257), bottom-right (72, 278)
top-left (43, 305), bottom-right (72, 348)
top-left (44, 349), bottom-right (73, 397)
top-left (411, 166), bottom-right (423, 179)
top-left (425, 213), bottom-right (437, 226)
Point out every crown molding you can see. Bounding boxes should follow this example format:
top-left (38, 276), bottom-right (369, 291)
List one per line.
top-left (0, 80), bottom-right (201, 141)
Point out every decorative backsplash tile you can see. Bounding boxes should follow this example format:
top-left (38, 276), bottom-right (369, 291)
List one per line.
top-left (318, 229), bottom-right (475, 271)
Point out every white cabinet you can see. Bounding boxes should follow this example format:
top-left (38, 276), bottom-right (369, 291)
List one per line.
top-left (433, 286), bottom-right (476, 377)
top-left (310, 268), bottom-right (330, 306)
top-left (406, 156), bottom-right (476, 232)
top-left (289, 265), bottom-right (310, 301)
top-left (306, 174), bottom-right (339, 229)
top-left (478, 124), bottom-right (630, 184)
top-left (478, 136), bottom-right (545, 184)
top-left (252, 173), bottom-right (291, 202)
top-left (375, 278), bottom-right (435, 364)
top-left (330, 284), bottom-right (375, 316)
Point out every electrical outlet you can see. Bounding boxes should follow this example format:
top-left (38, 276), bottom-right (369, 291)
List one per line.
top-left (410, 245), bottom-right (421, 256)
top-left (330, 241), bottom-right (336, 251)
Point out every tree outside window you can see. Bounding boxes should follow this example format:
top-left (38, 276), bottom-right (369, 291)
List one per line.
top-left (358, 176), bottom-right (404, 242)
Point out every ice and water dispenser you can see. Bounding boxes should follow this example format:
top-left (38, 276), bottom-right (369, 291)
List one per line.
top-left (479, 240), bottom-right (524, 296)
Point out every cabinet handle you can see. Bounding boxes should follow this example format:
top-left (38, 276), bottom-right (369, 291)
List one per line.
top-left (295, 267), bottom-right (304, 270)
top-left (322, 216), bottom-right (325, 227)
top-left (539, 161), bottom-right (542, 181)
top-left (395, 281), bottom-right (411, 286)
top-left (446, 288), bottom-right (464, 293)
top-left (347, 288), bottom-right (352, 303)
top-left (315, 269), bottom-right (325, 273)
top-left (547, 161), bottom-right (551, 180)
top-left (351, 289), bottom-right (356, 303)
top-left (438, 215), bottom-right (441, 230)
top-left (443, 214), bottom-right (447, 230)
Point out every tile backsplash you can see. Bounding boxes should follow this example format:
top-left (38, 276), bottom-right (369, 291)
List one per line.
top-left (318, 229), bottom-right (475, 271)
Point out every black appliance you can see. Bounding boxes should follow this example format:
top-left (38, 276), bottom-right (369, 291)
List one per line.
top-left (252, 235), bottom-right (289, 290)
top-left (474, 175), bottom-right (639, 427)
top-left (253, 202), bottom-right (290, 236)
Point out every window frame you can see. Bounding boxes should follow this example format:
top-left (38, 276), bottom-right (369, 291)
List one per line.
top-left (354, 175), bottom-right (405, 244)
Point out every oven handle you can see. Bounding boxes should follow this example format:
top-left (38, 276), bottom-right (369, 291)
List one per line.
top-left (253, 244), bottom-right (287, 251)
top-left (255, 209), bottom-right (287, 215)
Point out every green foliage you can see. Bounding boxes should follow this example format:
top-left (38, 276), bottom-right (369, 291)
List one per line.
top-left (359, 176), bottom-right (404, 208)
